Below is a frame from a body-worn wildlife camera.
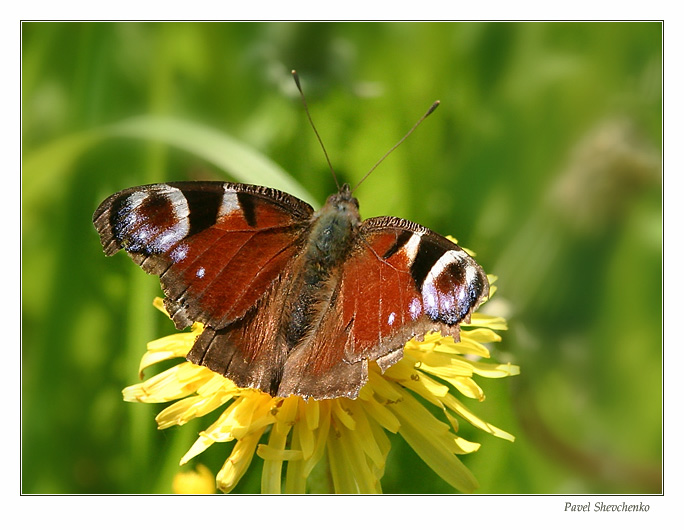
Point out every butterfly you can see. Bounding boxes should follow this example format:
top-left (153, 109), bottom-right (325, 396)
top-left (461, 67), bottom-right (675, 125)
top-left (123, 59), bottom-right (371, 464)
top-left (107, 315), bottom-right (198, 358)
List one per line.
top-left (93, 80), bottom-right (489, 400)
top-left (93, 179), bottom-right (488, 400)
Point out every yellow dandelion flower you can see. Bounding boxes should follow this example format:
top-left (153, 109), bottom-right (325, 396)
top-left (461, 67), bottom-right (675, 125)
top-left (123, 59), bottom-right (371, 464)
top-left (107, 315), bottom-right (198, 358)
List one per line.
top-left (172, 464), bottom-right (216, 494)
top-left (123, 278), bottom-right (518, 494)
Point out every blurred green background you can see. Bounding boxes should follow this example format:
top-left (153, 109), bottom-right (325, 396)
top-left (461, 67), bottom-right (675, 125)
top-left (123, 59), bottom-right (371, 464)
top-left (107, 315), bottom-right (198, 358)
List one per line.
top-left (22, 21), bottom-right (662, 494)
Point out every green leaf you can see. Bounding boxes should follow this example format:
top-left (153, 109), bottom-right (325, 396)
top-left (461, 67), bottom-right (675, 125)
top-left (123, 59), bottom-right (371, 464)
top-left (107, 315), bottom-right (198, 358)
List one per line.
top-left (109, 115), bottom-right (318, 206)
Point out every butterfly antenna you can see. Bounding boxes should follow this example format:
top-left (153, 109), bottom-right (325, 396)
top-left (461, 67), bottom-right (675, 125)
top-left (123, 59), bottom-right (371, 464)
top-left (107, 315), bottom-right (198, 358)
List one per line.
top-left (292, 70), bottom-right (341, 190)
top-left (352, 100), bottom-right (440, 193)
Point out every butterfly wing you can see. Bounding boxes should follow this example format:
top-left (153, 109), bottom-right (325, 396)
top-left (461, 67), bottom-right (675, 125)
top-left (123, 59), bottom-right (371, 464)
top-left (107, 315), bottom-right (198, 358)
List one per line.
top-left (345, 216), bottom-right (490, 361)
top-left (93, 181), bottom-right (314, 329)
top-left (277, 216), bottom-right (489, 399)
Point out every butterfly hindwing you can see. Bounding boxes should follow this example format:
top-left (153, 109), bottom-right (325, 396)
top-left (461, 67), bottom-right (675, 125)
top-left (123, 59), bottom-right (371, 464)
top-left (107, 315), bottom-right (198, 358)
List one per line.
top-left (185, 268), bottom-right (295, 396)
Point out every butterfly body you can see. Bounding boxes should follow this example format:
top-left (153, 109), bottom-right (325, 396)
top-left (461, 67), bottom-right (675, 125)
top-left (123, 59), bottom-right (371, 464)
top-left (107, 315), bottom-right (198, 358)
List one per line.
top-left (94, 181), bottom-right (488, 399)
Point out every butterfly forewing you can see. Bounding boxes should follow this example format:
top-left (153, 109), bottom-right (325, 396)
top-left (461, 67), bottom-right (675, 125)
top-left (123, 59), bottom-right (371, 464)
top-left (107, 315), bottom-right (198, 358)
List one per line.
top-left (93, 182), bottom-right (314, 329)
top-left (342, 217), bottom-right (488, 362)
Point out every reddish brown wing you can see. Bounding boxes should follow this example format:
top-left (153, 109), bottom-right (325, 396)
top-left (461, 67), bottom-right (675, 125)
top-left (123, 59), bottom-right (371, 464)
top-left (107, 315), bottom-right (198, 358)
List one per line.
top-left (92, 181), bottom-right (314, 329)
top-left (345, 217), bottom-right (490, 362)
top-left (184, 265), bottom-right (299, 397)
top-left (276, 216), bottom-right (490, 399)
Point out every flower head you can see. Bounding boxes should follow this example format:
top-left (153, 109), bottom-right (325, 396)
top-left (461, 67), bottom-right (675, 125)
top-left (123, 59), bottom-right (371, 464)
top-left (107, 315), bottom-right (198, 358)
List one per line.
top-left (123, 276), bottom-right (518, 494)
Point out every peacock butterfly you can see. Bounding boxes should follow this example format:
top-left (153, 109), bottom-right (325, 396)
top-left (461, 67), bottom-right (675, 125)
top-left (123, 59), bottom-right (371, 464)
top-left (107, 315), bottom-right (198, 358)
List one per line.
top-left (93, 76), bottom-right (489, 400)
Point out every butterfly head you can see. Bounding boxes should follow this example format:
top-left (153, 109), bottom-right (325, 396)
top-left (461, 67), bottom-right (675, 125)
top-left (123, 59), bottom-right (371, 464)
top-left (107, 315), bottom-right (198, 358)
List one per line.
top-left (324, 183), bottom-right (360, 220)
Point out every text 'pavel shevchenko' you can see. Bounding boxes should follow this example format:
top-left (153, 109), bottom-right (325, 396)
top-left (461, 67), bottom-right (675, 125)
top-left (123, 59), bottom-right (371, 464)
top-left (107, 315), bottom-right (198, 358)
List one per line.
top-left (564, 502), bottom-right (650, 513)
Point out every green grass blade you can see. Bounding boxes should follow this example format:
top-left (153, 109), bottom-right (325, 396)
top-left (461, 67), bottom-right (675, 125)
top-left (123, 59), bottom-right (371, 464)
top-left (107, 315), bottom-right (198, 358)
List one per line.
top-left (109, 115), bottom-right (318, 206)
